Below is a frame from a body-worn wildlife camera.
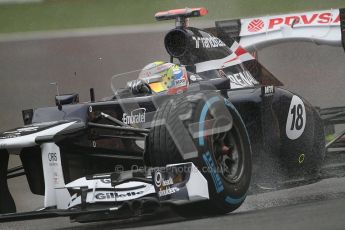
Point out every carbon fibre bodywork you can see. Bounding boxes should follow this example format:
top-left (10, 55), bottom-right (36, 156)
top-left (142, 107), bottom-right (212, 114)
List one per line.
top-left (16, 84), bottom-right (321, 196)
top-left (0, 8), bottom-right (330, 221)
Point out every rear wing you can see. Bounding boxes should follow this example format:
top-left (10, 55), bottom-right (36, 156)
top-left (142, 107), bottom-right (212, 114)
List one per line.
top-left (212, 8), bottom-right (345, 52)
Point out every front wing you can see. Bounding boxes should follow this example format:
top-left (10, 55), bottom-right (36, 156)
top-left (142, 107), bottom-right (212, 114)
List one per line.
top-left (0, 161), bottom-right (209, 223)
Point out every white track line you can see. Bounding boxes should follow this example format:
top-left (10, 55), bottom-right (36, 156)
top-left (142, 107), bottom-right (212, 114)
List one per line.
top-left (0, 20), bottom-right (215, 43)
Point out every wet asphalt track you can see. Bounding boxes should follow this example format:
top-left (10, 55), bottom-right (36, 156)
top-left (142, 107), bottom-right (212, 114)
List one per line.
top-left (2, 177), bottom-right (345, 230)
top-left (1, 25), bottom-right (345, 229)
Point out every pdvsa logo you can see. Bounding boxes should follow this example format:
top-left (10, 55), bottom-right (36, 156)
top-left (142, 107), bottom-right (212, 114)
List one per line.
top-left (248, 19), bottom-right (265, 32)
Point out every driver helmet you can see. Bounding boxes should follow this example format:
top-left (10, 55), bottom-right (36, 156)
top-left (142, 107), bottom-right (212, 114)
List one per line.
top-left (138, 61), bottom-right (188, 94)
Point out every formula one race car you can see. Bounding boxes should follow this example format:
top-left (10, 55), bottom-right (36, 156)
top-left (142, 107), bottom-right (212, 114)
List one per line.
top-left (0, 7), bottom-right (345, 222)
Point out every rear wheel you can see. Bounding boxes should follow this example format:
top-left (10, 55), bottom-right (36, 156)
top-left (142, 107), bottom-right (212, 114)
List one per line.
top-left (146, 92), bottom-right (252, 215)
top-left (306, 110), bottom-right (325, 176)
top-left (280, 106), bottom-right (325, 179)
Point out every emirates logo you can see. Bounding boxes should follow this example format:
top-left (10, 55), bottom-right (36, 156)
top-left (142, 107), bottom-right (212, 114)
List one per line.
top-left (248, 19), bottom-right (265, 32)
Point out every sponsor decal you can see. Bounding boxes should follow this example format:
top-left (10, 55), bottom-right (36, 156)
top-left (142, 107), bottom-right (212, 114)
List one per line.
top-left (154, 171), bottom-right (163, 187)
top-left (158, 187), bottom-right (180, 197)
top-left (168, 71), bottom-right (189, 95)
top-left (154, 171), bottom-right (174, 188)
top-left (262, 85), bottom-right (275, 96)
top-left (192, 35), bottom-right (226, 49)
top-left (246, 11), bottom-right (340, 33)
top-left (162, 177), bottom-right (174, 186)
top-left (48, 152), bottom-right (58, 166)
top-left (48, 152), bottom-right (57, 162)
top-left (122, 108), bottom-right (146, 125)
top-left (268, 12), bottom-right (340, 30)
top-left (248, 19), bottom-right (265, 32)
top-left (153, 169), bottom-right (183, 198)
top-left (95, 191), bottom-right (144, 200)
top-left (173, 68), bottom-right (188, 89)
top-left (174, 78), bottom-right (187, 87)
top-left (202, 151), bottom-right (224, 193)
top-left (226, 71), bottom-right (258, 89)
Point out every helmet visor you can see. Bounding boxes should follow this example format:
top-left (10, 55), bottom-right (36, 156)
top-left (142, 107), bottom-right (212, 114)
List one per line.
top-left (149, 81), bottom-right (168, 93)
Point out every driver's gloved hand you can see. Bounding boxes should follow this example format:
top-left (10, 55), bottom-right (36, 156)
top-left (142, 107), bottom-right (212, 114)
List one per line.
top-left (127, 79), bottom-right (152, 95)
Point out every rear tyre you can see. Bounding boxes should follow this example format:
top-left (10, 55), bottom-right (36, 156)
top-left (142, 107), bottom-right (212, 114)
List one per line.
top-left (307, 110), bottom-right (325, 177)
top-left (146, 92), bottom-right (252, 216)
top-left (279, 102), bottom-right (325, 180)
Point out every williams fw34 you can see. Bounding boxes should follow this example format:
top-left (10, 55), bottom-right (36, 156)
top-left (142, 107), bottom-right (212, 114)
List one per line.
top-left (1, 7), bottom-right (345, 223)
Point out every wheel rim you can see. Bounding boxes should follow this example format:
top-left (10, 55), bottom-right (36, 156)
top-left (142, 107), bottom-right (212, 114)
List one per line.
top-left (213, 122), bottom-right (245, 184)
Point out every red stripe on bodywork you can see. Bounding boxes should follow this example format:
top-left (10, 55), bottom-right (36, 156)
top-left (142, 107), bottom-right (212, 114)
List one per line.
top-left (234, 47), bottom-right (248, 56)
top-left (224, 57), bottom-right (238, 64)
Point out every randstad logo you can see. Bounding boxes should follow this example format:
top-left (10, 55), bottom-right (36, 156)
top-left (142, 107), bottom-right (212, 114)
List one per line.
top-left (122, 108), bottom-right (146, 125)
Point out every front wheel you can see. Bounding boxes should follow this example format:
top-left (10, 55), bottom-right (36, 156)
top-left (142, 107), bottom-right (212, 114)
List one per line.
top-left (146, 92), bottom-right (252, 215)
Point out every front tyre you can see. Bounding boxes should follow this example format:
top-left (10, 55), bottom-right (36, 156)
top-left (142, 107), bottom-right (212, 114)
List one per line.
top-left (146, 92), bottom-right (252, 215)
